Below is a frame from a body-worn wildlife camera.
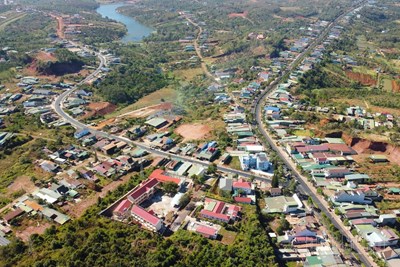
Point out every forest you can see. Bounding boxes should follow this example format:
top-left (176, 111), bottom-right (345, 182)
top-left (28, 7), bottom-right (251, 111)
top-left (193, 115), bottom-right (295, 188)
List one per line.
top-left (95, 44), bottom-right (168, 104)
top-left (0, 173), bottom-right (277, 267)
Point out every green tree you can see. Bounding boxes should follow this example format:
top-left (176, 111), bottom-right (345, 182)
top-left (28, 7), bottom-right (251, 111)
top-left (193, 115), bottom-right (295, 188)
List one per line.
top-left (162, 182), bottom-right (179, 195)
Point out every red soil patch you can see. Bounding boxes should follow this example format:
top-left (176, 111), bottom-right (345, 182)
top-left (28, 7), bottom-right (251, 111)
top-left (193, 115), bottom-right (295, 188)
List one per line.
top-left (6, 175), bottom-right (36, 197)
top-left (392, 80), bottom-right (400, 93)
top-left (36, 51), bottom-right (57, 62)
top-left (175, 123), bottom-right (211, 142)
top-left (83, 102), bottom-right (117, 119)
top-left (228, 11), bottom-right (249, 18)
top-left (346, 137), bottom-right (400, 165)
top-left (345, 71), bottom-right (377, 86)
top-left (15, 221), bottom-right (52, 242)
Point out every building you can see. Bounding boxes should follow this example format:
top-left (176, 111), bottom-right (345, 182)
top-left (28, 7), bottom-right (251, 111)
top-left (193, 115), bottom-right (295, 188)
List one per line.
top-left (3, 208), bottom-right (24, 224)
top-left (324, 168), bottom-right (351, 178)
top-left (74, 128), bottom-right (90, 139)
top-left (127, 178), bottom-right (159, 205)
top-left (376, 214), bottom-right (397, 226)
top-left (149, 169), bottom-right (181, 185)
top-left (344, 174), bottom-right (370, 184)
top-left (196, 225), bottom-right (218, 239)
top-left (113, 199), bottom-right (132, 218)
top-left (331, 190), bottom-right (372, 205)
top-left (264, 194), bottom-right (303, 213)
top-left (233, 179), bottom-right (253, 195)
top-left (200, 198), bottom-right (241, 223)
top-left (239, 152), bottom-right (271, 171)
top-left (130, 205), bottom-right (163, 232)
top-left (219, 178), bottom-right (233, 192)
top-left (270, 188), bottom-right (282, 197)
top-left (145, 117), bottom-right (168, 129)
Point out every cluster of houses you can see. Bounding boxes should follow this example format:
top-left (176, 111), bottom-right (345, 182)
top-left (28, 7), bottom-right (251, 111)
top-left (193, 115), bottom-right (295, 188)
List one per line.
top-left (221, 105), bottom-right (272, 173)
top-left (219, 176), bottom-right (256, 204)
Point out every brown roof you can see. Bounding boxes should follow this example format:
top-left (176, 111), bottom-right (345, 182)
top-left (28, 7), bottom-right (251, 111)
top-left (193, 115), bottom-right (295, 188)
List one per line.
top-left (3, 208), bottom-right (24, 222)
top-left (24, 200), bottom-right (44, 211)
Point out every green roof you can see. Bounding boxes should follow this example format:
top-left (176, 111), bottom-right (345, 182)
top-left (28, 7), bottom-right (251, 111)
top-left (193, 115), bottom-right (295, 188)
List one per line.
top-left (306, 256), bottom-right (323, 266)
top-left (389, 188), bottom-right (400, 193)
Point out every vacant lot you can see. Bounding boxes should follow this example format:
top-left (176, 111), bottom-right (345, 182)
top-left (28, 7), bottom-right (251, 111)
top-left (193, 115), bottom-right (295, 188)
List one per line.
top-left (175, 123), bottom-right (211, 142)
top-left (111, 87), bottom-right (177, 118)
top-left (118, 102), bottom-right (174, 119)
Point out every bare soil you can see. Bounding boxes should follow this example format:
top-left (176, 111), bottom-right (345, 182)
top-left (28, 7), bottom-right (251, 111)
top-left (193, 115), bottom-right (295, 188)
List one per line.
top-left (175, 123), bottom-right (211, 142)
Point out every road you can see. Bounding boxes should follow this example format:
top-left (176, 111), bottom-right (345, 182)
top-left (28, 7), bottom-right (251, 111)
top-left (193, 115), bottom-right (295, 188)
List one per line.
top-left (51, 45), bottom-right (272, 182)
top-left (253, 1), bottom-right (376, 267)
top-left (183, 15), bottom-right (215, 80)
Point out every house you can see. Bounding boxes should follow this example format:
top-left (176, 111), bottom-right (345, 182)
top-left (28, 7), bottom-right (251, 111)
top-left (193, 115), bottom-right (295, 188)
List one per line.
top-left (0, 236), bottom-right (10, 247)
top-left (379, 247), bottom-right (399, 261)
top-left (145, 117), bottom-right (168, 129)
top-left (33, 188), bottom-right (62, 204)
top-left (344, 174), bottom-right (370, 184)
top-left (127, 178), bottom-right (159, 205)
top-left (219, 178), bottom-right (233, 192)
top-left (369, 155), bottom-right (389, 163)
top-left (331, 190), bottom-right (372, 205)
top-left (233, 179), bottom-right (253, 195)
top-left (74, 128), bottom-right (90, 139)
top-left (376, 214), bottom-right (397, 226)
top-left (196, 225), bottom-right (218, 239)
top-left (324, 168), bottom-right (351, 178)
top-left (3, 208), bottom-right (24, 224)
top-left (130, 205), bottom-right (163, 232)
top-left (264, 194), bottom-right (303, 213)
top-left (200, 198), bottom-right (241, 223)
top-left (234, 196), bottom-right (253, 204)
top-left (40, 160), bottom-right (60, 173)
top-left (356, 225), bottom-right (399, 247)
top-left (282, 226), bottom-right (320, 245)
top-left (79, 169), bottom-right (98, 182)
top-left (102, 142), bottom-right (117, 155)
top-left (270, 188), bottom-right (282, 197)
top-left (42, 208), bottom-right (70, 225)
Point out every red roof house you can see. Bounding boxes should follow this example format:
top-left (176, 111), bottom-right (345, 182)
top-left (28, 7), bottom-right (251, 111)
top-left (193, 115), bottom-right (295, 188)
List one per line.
top-left (149, 169), bottom-right (181, 184)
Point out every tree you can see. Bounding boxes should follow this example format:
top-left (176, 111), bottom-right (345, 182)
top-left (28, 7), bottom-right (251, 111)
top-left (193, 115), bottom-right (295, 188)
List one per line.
top-left (162, 182), bottom-right (178, 195)
top-left (207, 163), bottom-right (217, 175)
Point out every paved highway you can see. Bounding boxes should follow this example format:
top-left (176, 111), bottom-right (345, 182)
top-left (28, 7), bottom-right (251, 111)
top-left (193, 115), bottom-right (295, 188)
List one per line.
top-left (253, 1), bottom-right (376, 267)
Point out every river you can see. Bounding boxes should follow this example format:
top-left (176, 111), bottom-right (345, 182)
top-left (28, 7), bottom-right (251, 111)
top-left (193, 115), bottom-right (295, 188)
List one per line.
top-left (96, 3), bottom-right (153, 43)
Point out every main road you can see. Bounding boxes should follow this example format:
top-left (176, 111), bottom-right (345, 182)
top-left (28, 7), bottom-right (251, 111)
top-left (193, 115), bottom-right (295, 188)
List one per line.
top-left (253, 1), bottom-right (376, 267)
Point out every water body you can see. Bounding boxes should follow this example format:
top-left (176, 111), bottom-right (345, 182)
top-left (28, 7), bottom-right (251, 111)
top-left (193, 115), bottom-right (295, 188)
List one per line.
top-left (96, 3), bottom-right (153, 42)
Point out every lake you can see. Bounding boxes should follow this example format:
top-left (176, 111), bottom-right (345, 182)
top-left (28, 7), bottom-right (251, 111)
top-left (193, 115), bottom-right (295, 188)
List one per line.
top-left (96, 3), bottom-right (153, 43)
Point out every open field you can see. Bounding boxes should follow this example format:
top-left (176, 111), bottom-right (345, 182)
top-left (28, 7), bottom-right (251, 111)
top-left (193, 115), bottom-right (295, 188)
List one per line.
top-left (219, 227), bottom-right (238, 245)
top-left (175, 123), bottom-right (211, 142)
top-left (15, 220), bottom-right (51, 242)
top-left (0, 12), bottom-right (26, 31)
top-left (173, 68), bottom-right (204, 81)
top-left (109, 87), bottom-right (177, 118)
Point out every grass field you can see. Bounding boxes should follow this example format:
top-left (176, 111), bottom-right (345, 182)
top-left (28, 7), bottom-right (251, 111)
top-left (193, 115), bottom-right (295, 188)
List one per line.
top-left (382, 78), bottom-right (393, 92)
top-left (109, 86), bottom-right (177, 117)
top-left (352, 66), bottom-right (377, 76)
top-left (356, 35), bottom-right (376, 51)
top-left (228, 156), bottom-right (242, 170)
top-left (293, 129), bottom-right (314, 137)
top-left (173, 68), bottom-right (204, 82)
top-left (219, 227), bottom-right (238, 245)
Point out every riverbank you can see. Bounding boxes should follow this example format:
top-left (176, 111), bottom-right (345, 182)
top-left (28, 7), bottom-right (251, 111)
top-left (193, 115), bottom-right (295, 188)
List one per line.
top-left (96, 2), bottom-right (153, 42)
